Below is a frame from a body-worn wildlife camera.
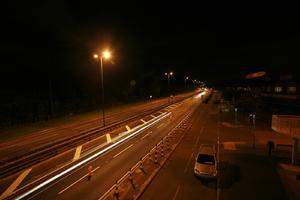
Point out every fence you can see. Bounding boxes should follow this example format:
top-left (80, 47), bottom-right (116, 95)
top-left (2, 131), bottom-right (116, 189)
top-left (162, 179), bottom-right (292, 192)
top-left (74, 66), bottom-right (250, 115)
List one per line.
top-left (272, 115), bottom-right (300, 138)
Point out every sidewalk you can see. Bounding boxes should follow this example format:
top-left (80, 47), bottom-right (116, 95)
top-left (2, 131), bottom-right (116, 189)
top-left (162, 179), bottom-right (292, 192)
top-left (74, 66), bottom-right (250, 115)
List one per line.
top-left (222, 111), bottom-right (300, 200)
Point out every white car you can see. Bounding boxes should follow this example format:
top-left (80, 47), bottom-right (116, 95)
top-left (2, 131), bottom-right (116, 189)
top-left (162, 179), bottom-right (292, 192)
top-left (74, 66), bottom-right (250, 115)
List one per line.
top-left (194, 144), bottom-right (217, 179)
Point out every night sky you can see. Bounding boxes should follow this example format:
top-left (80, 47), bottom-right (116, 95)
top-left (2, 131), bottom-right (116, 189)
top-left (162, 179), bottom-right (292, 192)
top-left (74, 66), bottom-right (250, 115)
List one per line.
top-left (2, 2), bottom-right (300, 83)
top-left (1, 1), bottom-right (300, 123)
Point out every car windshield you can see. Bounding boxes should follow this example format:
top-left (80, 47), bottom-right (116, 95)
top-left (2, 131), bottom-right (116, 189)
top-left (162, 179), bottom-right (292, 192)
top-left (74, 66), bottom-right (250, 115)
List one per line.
top-left (197, 154), bottom-right (215, 165)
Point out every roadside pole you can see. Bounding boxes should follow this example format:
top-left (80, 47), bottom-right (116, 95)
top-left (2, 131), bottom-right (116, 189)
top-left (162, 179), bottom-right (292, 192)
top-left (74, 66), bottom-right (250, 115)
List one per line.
top-left (249, 113), bottom-right (256, 148)
top-left (217, 108), bottom-right (221, 200)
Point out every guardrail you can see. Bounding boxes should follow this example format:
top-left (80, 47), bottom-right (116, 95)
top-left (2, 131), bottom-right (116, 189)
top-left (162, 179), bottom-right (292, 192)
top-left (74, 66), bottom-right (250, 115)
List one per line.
top-left (0, 93), bottom-right (197, 179)
top-left (98, 105), bottom-right (195, 200)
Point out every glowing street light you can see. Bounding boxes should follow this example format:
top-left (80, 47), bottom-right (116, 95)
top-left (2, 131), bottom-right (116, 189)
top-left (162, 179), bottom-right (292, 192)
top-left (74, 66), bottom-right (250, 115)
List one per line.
top-left (93, 50), bottom-right (112, 127)
top-left (102, 50), bottom-right (111, 59)
top-left (165, 72), bottom-right (174, 104)
top-left (185, 76), bottom-right (189, 89)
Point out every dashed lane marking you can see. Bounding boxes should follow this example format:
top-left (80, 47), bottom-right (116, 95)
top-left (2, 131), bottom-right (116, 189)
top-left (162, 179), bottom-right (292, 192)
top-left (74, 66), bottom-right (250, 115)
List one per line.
top-left (58, 166), bottom-right (100, 194)
top-left (141, 132), bottom-right (150, 140)
top-left (1, 168), bottom-right (32, 199)
top-left (157, 123), bottom-right (165, 129)
top-left (113, 144), bottom-right (133, 158)
top-left (125, 125), bottom-right (131, 131)
top-left (73, 146), bottom-right (82, 161)
top-left (172, 184), bottom-right (181, 200)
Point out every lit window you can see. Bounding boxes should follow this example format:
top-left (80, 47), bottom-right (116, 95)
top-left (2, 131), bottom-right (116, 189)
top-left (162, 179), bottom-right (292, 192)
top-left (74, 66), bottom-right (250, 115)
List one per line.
top-left (287, 86), bottom-right (296, 93)
top-left (274, 86), bottom-right (282, 93)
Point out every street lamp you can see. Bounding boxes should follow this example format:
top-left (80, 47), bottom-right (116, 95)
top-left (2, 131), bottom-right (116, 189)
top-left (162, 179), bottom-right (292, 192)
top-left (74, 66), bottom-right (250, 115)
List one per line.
top-left (94, 50), bottom-right (111, 127)
top-left (193, 79), bottom-right (197, 88)
top-left (185, 76), bottom-right (189, 89)
top-left (165, 72), bottom-right (174, 104)
top-left (249, 113), bottom-right (256, 148)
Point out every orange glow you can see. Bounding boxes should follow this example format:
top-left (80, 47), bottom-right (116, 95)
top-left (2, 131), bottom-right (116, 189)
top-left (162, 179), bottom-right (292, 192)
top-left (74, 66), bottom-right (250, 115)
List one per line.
top-left (102, 50), bottom-right (111, 59)
top-left (245, 71), bottom-right (266, 79)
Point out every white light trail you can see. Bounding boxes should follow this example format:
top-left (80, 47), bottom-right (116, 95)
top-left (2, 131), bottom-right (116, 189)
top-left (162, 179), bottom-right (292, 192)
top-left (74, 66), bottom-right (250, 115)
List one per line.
top-left (15, 112), bottom-right (170, 200)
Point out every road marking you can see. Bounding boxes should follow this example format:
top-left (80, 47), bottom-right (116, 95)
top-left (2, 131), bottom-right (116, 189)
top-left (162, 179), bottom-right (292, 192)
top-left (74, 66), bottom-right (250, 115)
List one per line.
top-left (73, 146), bottom-right (82, 161)
top-left (16, 112), bottom-right (171, 200)
top-left (172, 184), bottom-right (181, 200)
top-left (140, 119), bottom-right (146, 124)
top-left (58, 166), bottom-right (100, 194)
top-left (125, 125), bottom-right (131, 131)
top-left (113, 144), bottom-right (133, 158)
top-left (141, 132), bottom-right (150, 140)
top-left (106, 134), bottom-right (112, 143)
top-left (151, 115), bottom-right (156, 118)
top-left (1, 168), bottom-right (32, 199)
top-left (157, 123), bottom-right (165, 129)
top-left (223, 142), bottom-right (236, 150)
top-left (158, 111), bottom-right (164, 114)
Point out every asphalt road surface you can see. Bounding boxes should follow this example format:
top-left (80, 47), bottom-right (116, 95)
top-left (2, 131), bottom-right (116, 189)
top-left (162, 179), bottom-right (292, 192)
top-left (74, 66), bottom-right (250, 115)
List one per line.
top-left (1, 92), bottom-right (203, 199)
top-left (0, 92), bottom-right (193, 161)
top-left (2, 91), bottom-right (288, 200)
top-left (140, 92), bottom-right (288, 200)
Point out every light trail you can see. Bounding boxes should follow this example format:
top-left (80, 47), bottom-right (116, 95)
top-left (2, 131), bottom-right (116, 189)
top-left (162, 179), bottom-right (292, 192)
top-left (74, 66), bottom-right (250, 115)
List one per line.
top-left (15, 112), bottom-right (170, 200)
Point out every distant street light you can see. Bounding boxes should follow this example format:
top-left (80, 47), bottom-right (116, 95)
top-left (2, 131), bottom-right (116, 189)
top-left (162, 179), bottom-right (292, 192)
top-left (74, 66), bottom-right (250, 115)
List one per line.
top-left (193, 79), bottom-right (197, 88)
top-left (185, 76), bottom-right (189, 89)
top-left (94, 50), bottom-right (111, 127)
top-left (165, 72), bottom-right (174, 104)
top-left (234, 107), bottom-right (238, 123)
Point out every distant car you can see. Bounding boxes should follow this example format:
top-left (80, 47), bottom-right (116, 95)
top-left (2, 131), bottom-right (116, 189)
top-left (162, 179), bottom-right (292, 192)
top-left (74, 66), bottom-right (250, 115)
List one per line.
top-left (194, 144), bottom-right (217, 179)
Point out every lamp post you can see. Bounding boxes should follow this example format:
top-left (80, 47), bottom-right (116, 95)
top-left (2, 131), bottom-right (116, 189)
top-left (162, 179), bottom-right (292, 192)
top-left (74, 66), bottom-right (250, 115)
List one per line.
top-left (234, 107), bottom-right (238, 123)
top-left (185, 76), bottom-right (189, 89)
top-left (94, 50), bottom-right (111, 127)
top-left (249, 113), bottom-right (256, 148)
top-left (193, 79), bottom-right (197, 89)
top-left (165, 72), bottom-right (173, 104)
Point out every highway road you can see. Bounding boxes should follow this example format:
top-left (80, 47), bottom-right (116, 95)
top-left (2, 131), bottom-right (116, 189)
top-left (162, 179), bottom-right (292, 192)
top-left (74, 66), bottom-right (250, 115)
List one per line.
top-left (140, 92), bottom-right (217, 200)
top-left (140, 92), bottom-right (288, 200)
top-left (0, 92), bottom-right (194, 162)
top-left (0, 91), bottom-right (205, 199)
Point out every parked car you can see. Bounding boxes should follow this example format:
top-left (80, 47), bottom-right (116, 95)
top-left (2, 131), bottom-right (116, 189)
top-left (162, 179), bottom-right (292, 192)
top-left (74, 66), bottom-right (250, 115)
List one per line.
top-left (194, 144), bottom-right (217, 179)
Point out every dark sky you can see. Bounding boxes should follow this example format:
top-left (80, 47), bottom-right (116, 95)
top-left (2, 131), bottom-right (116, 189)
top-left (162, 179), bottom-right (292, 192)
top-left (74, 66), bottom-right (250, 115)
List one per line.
top-left (1, 1), bottom-right (300, 89)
